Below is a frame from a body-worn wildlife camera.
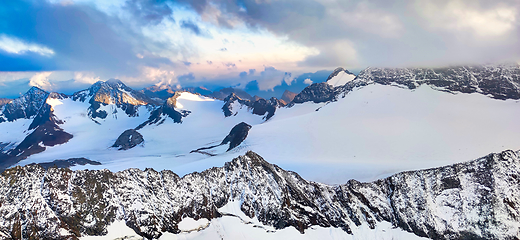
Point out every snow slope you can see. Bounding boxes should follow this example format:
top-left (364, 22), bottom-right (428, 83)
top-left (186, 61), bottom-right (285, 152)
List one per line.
top-left (327, 70), bottom-right (356, 87)
top-left (14, 85), bottom-right (520, 184)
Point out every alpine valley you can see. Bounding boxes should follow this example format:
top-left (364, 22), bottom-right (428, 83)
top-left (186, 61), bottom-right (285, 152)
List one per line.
top-left (1, 64), bottom-right (520, 239)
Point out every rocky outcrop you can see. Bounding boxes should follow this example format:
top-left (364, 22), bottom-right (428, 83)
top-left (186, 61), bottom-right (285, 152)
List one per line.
top-left (112, 129), bottom-right (144, 150)
top-left (190, 122), bottom-right (252, 155)
top-left (291, 82), bottom-right (336, 104)
top-left (34, 158), bottom-right (101, 170)
top-left (221, 122), bottom-right (252, 151)
top-left (0, 150), bottom-right (519, 239)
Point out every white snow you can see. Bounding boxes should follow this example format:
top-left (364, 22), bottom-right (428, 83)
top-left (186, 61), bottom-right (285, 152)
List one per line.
top-left (13, 85), bottom-right (520, 185)
top-left (177, 218), bottom-right (210, 232)
top-left (327, 71), bottom-right (356, 87)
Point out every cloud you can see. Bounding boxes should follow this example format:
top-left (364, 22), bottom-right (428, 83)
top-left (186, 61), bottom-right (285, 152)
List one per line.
top-left (173, 0), bottom-right (520, 68)
top-left (29, 72), bottom-right (53, 90)
top-left (0, 35), bottom-right (55, 56)
top-left (304, 78), bottom-right (313, 85)
top-left (180, 20), bottom-right (203, 35)
top-left (178, 72), bottom-right (195, 82)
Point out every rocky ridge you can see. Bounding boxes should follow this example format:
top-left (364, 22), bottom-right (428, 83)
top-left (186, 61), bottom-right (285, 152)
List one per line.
top-left (1, 150), bottom-right (519, 239)
top-left (291, 64), bottom-right (520, 105)
top-left (222, 93), bottom-right (283, 120)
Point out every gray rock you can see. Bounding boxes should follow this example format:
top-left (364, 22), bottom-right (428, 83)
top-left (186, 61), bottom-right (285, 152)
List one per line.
top-left (112, 129), bottom-right (144, 150)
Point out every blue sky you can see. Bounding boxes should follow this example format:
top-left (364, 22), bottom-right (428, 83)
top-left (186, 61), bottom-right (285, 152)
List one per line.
top-left (0, 0), bottom-right (519, 98)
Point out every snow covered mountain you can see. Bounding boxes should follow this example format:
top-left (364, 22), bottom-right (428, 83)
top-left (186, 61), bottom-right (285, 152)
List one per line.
top-left (1, 150), bottom-right (519, 239)
top-left (1, 64), bottom-right (520, 239)
top-left (293, 64), bottom-right (520, 105)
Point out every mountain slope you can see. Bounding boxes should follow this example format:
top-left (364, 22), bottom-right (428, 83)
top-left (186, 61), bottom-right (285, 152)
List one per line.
top-left (1, 150), bottom-right (519, 239)
top-left (293, 64), bottom-right (520, 105)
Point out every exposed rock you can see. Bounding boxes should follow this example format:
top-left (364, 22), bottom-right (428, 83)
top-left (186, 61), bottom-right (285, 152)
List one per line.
top-left (1, 150), bottom-right (520, 239)
top-left (190, 122), bottom-right (252, 154)
top-left (112, 129), bottom-right (144, 150)
top-left (221, 122), bottom-right (252, 151)
top-left (291, 82), bottom-right (336, 104)
top-left (33, 158), bottom-right (101, 170)
top-left (280, 90), bottom-right (297, 105)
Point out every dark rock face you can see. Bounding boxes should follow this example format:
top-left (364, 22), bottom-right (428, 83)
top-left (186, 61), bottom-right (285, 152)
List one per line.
top-left (190, 122), bottom-right (252, 155)
top-left (0, 87), bottom-right (49, 122)
top-left (1, 150), bottom-right (519, 239)
top-left (221, 122), bottom-right (252, 151)
top-left (34, 158), bottom-right (101, 170)
top-left (112, 129), bottom-right (144, 150)
top-left (292, 82), bottom-right (336, 104)
top-left (72, 79), bottom-right (158, 120)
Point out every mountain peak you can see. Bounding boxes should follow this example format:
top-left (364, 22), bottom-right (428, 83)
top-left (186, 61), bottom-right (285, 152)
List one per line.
top-left (26, 86), bottom-right (49, 96)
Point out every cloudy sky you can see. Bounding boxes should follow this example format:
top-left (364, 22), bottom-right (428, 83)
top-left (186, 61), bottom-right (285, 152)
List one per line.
top-left (0, 0), bottom-right (519, 98)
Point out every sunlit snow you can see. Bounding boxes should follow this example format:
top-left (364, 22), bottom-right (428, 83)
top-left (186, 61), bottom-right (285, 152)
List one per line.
top-left (13, 85), bottom-right (520, 184)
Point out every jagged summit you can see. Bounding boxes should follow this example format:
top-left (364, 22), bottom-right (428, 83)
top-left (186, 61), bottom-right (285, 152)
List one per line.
top-left (325, 67), bottom-right (356, 87)
top-left (72, 79), bottom-right (159, 119)
top-left (292, 64), bottom-right (520, 105)
top-left (1, 150), bottom-right (520, 239)
top-left (0, 86), bottom-right (50, 122)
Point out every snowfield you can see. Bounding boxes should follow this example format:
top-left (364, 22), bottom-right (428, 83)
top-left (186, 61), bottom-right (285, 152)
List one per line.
top-left (12, 84), bottom-right (520, 184)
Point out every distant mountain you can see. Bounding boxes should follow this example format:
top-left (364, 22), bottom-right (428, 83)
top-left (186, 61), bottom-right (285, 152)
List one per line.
top-left (292, 64), bottom-right (520, 105)
top-left (2, 150), bottom-right (520, 239)
top-left (0, 98), bottom-right (11, 107)
top-left (211, 87), bottom-right (253, 100)
top-left (280, 90), bottom-right (296, 105)
top-left (140, 85), bottom-right (177, 99)
top-left (141, 85), bottom-right (213, 100)
top-left (221, 93), bottom-right (283, 120)
top-left (325, 67), bottom-right (356, 87)
top-left (0, 86), bottom-right (49, 122)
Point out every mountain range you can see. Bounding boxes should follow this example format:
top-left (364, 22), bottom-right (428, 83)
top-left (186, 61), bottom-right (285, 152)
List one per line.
top-left (1, 63), bottom-right (520, 239)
